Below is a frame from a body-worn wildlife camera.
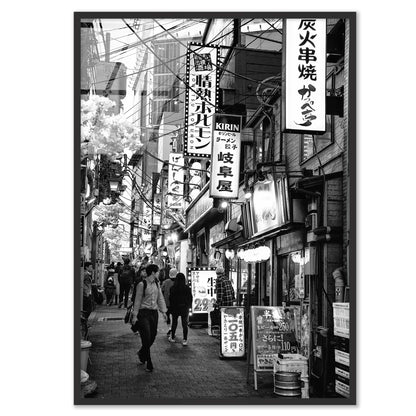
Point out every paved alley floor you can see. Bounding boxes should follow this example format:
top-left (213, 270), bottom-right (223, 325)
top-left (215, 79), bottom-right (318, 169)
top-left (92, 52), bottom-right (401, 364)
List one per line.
top-left (85, 304), bottom-right (287, 403)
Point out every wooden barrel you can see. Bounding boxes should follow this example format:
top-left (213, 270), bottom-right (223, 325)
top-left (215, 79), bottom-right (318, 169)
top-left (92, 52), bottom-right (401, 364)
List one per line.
top-left (274, 371), bottom-right (302, 398)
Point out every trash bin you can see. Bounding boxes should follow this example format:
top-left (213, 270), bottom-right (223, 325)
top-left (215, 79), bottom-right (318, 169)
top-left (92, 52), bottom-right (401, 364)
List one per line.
top-left (81, 340), bottom-right (92, 372)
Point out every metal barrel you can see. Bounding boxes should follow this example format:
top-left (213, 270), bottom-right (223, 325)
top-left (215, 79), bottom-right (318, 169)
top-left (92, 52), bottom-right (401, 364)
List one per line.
top-left (274, 371), bottom-right (302, 398)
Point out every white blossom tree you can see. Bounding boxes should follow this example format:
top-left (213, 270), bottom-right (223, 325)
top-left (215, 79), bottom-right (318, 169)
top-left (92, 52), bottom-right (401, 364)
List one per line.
top-left (81, 95), bottom-right (142, 160)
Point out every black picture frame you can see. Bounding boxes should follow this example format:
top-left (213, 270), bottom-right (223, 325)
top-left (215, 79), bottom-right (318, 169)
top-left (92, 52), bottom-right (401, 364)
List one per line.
top-left (74, 11), bottom-right (356, 405)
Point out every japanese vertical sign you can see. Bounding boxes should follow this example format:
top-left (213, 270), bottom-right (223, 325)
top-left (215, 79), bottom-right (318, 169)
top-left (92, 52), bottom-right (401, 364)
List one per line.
top-left (184, 43), bottom-right (219, 158)
top-left (167, 153), bottom-right (184, 209)
top-left (282, 18), bottom-right (326, 134)
top-left (188, 267), bottom-right (217, 314)
top-left (152, 193), bottom-right (161, 226)
top-left (210, 114), bottom-right (242, 198)
top-left (220, 307), bottom-right (245, 358)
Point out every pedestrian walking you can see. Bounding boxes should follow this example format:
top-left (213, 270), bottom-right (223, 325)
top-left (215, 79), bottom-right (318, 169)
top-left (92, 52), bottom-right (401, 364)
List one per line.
top-left (118, 258), bottom-right (135, 308)
top-left (168, 272), bottom-right (193, 346)
top-left (131, 266), bottom-right (147, 305)
top-left (161, 268), bottom-right (177, 336)
top-left (131, 264), bottom-right (167, 372)
top-left (104, 276), bottom-right (116, 305)
top-left (215, 266), bottom-right (235, 307)
top-left (113, 261), bottom-right (122, 304)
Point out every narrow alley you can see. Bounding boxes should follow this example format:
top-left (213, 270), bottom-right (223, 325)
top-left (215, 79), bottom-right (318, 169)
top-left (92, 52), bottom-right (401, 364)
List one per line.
top-left (86, 305), bottom-right (280, 402)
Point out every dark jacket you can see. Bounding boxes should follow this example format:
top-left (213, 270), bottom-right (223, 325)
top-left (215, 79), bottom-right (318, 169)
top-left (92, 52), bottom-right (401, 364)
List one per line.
top-left (169, 285), bottom-right (193, 314)
top-left (119, 264), bottom-right (135, 286)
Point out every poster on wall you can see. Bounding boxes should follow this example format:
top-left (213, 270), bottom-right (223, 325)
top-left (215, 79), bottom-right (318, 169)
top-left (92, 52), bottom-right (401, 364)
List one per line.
top-left (184, 43), bottom-right (219, 158)
top-left (188, 267), bottom-right (217, 314)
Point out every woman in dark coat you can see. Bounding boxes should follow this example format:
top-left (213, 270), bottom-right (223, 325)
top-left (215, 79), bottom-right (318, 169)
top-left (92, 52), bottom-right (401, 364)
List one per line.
top-left (168, 273), bottom-right (193, 346)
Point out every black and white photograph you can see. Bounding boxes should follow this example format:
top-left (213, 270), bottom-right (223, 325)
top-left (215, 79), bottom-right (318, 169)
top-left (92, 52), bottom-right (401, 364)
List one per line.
top-left (75, 12), bottom-right (356, 405)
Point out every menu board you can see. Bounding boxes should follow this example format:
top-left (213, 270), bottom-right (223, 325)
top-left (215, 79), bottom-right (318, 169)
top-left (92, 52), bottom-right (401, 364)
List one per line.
top-left (220, 307), bottom-right (245, 358)
top-left (188, 268), bottom-right (217, 314)
top-left (250, 306), bottom-right (298, 371)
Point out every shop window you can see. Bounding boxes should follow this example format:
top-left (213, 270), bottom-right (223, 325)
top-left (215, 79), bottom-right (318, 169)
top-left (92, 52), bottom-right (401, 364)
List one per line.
top-left (279, 251), bottom-right (309, 304)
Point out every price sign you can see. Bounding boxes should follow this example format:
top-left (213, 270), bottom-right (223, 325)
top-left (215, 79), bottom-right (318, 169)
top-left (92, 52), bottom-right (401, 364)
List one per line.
top-left (220, 307), bottom-right (245, 358)
top-left (250, 306), bottom-right (298, 371)
top-left (189, 268), bottom-right (217, 314)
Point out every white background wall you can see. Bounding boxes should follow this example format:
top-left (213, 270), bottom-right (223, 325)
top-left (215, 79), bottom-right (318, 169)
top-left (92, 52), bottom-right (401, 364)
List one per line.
top-left (3, 1), bottom-right (414, 415)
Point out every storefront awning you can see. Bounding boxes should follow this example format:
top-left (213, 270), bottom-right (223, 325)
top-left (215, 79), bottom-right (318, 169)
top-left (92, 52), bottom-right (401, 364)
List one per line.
top-left (238, 224), bottom-right (302, 248)
top-left (211, 230), bottom-right (245, 249)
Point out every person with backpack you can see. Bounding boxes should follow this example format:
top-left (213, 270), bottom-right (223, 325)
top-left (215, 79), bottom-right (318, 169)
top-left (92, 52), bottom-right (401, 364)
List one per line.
top-left (131, 264), bottom-right (167, 372)
top-left (118, 258), bottom-right (135, 309)
top-left (168, 272), bottom-right (193, 346)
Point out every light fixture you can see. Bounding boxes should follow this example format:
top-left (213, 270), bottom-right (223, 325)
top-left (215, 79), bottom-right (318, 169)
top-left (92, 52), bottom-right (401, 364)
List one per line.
top-left (103, 197), bottom-right (112, 205)
top-left (171, 232), bottom-right (178, 243)
top-left (244, 187), bottom-right (252, 199)
top-left (225, 249), bottom-right (235, 260)
top-left (109, 179), bottom-right (120, 192)
top-left (220, 200), bottom-right (229, 209)
top-left (237, 249), bottom-right (245, 260)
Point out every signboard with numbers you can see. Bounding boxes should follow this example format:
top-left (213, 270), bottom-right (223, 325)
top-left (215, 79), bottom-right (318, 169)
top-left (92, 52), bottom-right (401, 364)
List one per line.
top-left (282, 18), bottom-right (326, 134)
top-left (209, 114), bottom-right (242, 198)
top-left (220, 307), bottom-right (245, 359)
top-left (250, 306), bottom-right (298, 371)
top-left (188, 267), bottom-right (217, 314)
top-left (184, 43), bottom-right (219, 158)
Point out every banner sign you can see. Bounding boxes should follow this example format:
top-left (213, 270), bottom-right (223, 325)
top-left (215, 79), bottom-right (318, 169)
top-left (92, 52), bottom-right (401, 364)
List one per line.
top-left (152, 193), bottom-right (162, 226)
top-left (188, 267), bottom-right (217, 314)
top-left (220, 306), bottom-right (245, 358)
top-left (282, 18), bottom-right (326, 134)
top-left (184, 43), bottom-right (219, 158)
top-left (167, 153), bottom-right (184, 209)
top-left (250, 306), bottom-right (298, 371)
top-left (209, 114), bottom-right (242, 198)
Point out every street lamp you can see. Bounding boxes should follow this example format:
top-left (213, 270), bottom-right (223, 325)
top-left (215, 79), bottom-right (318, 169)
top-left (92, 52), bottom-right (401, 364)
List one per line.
top-left (109, 179), bottom-right (120, 192)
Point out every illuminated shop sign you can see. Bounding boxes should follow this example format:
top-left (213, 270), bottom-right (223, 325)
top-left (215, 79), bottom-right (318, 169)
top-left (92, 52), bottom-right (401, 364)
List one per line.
top-left (167, 153), bottom-right (184, 209)
top-left (189, 268), bottom-right (217, 315)
top-left (251, 177), bottom-right (290, 236)
top-left (184, 43), bottom-right (219, 158)
top-left (220, 307), bottom-right (245, 358)
top-left (283, 18), bottom-right (326, 134)
top-left (209, 114), bottom-right (242, 199)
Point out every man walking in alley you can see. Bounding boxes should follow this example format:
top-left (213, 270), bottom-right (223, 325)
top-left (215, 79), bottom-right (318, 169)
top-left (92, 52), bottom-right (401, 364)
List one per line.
top-left (131, 264), bottom-right (167, 372)
top-left (215, 266), bottom-right (235, 307)
top-left (118, 258), bottom-right (135, 309)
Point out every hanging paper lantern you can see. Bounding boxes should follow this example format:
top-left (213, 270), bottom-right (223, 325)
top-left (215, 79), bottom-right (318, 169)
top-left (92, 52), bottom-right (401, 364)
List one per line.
top-left (225, 249), bottom-right (235, 260)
